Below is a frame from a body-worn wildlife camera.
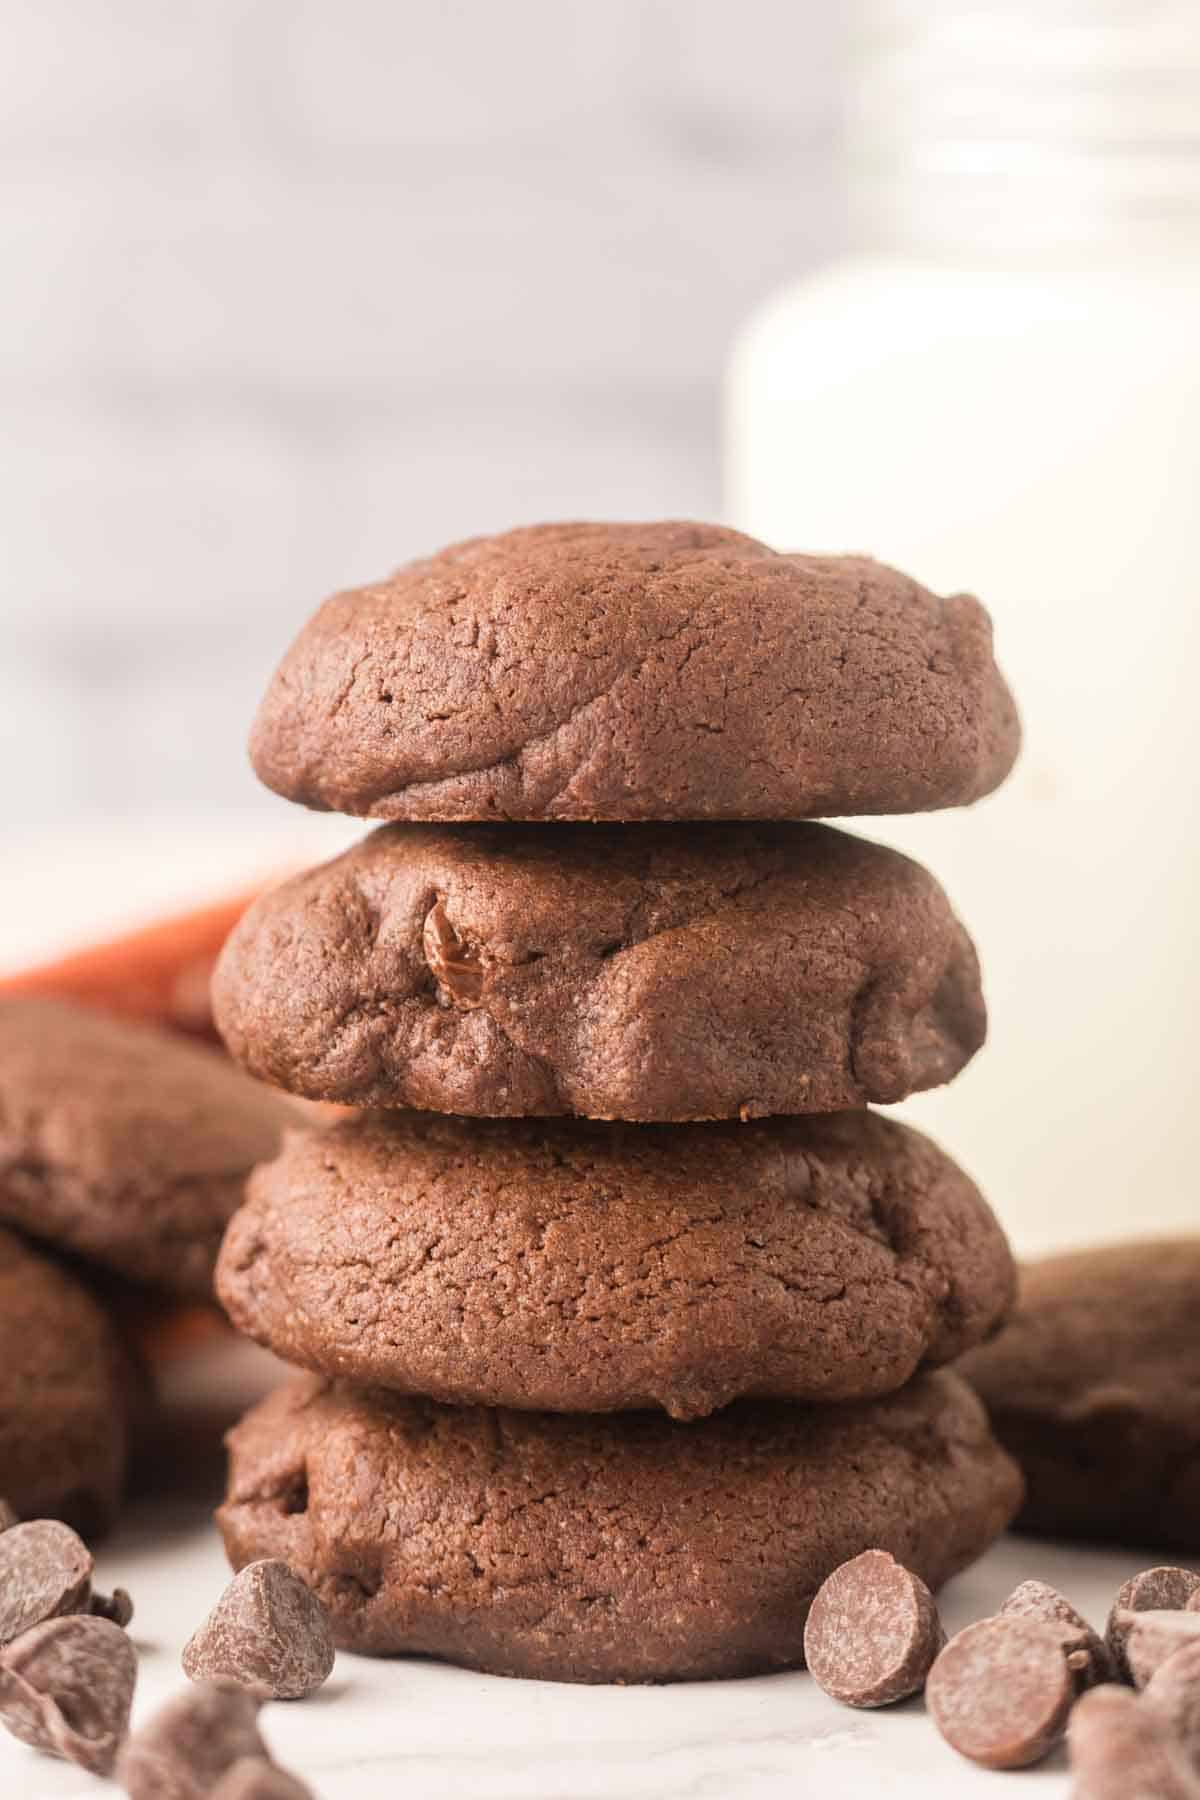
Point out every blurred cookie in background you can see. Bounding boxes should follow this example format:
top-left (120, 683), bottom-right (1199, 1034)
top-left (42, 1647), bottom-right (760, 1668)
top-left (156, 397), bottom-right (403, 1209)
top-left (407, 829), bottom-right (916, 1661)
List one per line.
top-left (0, 997), bottom-right (296, 1299)
top-left (0, 1224), bottom-right (139, 1537)
top-left (960, 1240), bottom-right (1200, 1551)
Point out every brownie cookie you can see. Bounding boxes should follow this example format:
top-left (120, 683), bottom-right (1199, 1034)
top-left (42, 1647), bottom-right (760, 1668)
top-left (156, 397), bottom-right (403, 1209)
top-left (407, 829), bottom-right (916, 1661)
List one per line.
top-left (212, 821), bottom-right (985, 1119)
top-left (0, 1226), bottom-right (134, 1536)
top-left (218, 1369), bottom-right (1022, 1683)
top-left (960, 1241), bottom-right (1200, 1550)
top-left (217, 1109), bottom-right (1015, 1419)
top-left (248, 521), bottom-right (1019, 823)
top-left (0, 998), bottom-right (296, 1297)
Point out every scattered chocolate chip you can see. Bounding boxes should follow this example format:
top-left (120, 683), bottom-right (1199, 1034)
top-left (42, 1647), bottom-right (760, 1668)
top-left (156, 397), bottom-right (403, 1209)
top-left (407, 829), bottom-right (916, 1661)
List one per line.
top-left (1107, 1568), bottom-right (1200, 1683)
top-left (802, 1548), bottom-right (944, 1707)
top-left (182, 1560), bottom-right (334, 1701)
top-left (1069, 1683), bottom-right (1200, 1799)
top-left (926, 1614), bottom-right (1083, 1769)
top-left (1000, 1578), bottom-right (1114, 1685)
top-left (0, 1614), bottom-right (136, 1776)
top-left (211, 1756), bottom-right (314, 1800)
top-left (1144, 1638), bottom-right (1200, 1772)
top-left (1121, 1610), bottom-right (1200, 1689)
top-left (117, 1681), bottom-right (268, 1800)
top-left (0, 1499), bottom-right (18, 1533)
top-left (93, 1587), bottom-right (135, 1629)
top-left (0, 1519), bottom-right (93, 1646)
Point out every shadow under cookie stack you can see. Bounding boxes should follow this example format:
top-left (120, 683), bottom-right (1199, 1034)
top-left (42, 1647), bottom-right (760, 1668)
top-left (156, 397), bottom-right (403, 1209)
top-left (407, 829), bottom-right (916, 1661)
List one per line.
top-left (211, 522), bottom-right (1026, 1684)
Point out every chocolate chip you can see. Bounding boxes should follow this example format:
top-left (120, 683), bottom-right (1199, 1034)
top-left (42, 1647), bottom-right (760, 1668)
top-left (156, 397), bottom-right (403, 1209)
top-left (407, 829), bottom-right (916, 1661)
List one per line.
top-left (1000, 1578), bottom-right (1114, 1685)
top-left (0, 1614), bottom-right (136, 1776)
top-left (1120, 1609), bottom-right (1200, 1689)
top-left (182, 1560), bottom-right (334, 1701)
top-left (93, 1586), bottom-right (135, 1628)
top-left (802, 1549), bottom-right (944, 1707)
top-left (926, 1614), bottom-right (1083, 1769)
top-left (423, 900), bottom-right (484, 1005)
top-left (1107, 1567), bottom-right (1200, 1683)
top-left (1069, 1684), bottom-right (1200, 1799)
top-left (211, 1757), bottom-right (314, 1800)
top-left (117, 1681), bottom-right (268, 1799)
top-left (1144, 1639), bottom-right (1200, 1771)
top-left (0, 1519), bottom-right (93, 1646)
top-left (0, 1499), bottom-right (18, 1533)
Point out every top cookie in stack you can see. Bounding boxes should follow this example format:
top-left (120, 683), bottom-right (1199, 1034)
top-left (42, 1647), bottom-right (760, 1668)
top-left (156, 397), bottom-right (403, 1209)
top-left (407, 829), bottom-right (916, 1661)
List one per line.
top-left (210, 520), bottom-right (1023, 1685)
top-left (247, 520), bottom-right (1018, 823)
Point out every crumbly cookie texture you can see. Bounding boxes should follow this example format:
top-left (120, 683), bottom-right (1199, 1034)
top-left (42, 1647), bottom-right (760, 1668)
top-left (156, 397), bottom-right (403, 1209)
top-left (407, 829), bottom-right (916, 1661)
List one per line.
top-left (249, 521), bottom-right (1019, 823)
top-left (212, 820), bottom-right (985, 1120)
top-left (960, 1239), bottom-right (1200, 1551)
top-left (217, 1108), bottom-right (1015, 1419)
top-left (218, 1369), bottom-right (1023, 1684)
top-left (0, 997), bottom-right (295, 1297)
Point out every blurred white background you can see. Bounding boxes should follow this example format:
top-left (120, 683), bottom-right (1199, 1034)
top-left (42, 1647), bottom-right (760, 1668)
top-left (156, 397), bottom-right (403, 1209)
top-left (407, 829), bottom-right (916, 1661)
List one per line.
top-left (1, 0), bottom-right (845, 830)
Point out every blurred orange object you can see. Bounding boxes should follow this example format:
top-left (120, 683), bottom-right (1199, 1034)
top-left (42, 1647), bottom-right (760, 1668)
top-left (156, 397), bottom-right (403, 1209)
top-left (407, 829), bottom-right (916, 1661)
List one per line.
top-left (0, 888), bottom-right (269, 1044)
top-left (124, 1299), bottom-right (232, 1362)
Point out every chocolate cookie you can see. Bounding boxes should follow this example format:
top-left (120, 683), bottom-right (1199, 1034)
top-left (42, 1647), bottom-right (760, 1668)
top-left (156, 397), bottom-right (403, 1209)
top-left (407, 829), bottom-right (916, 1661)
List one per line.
top-left (0, 998), bottom-right (296, 1297)
top-left (218, 1369), bottom-right (1022, 1684)
top-left (211, 821), bottom-right (984, 1119)
top-left (248, 521), bottom-right (1019, 823)
top-left (217, 1109), bottom-right (1015, 1419)
top-left (960, 1241), bottom-right (1200, 1550)
top-left (0, 1226), bottom-right (134, 1536)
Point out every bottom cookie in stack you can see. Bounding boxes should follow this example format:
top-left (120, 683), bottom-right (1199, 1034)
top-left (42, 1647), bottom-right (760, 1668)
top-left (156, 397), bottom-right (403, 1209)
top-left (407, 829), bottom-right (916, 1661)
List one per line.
top-left (212, 1108), bottom-right (1023, 1683)
top-left (219, 1369), bottom-right (1021, 1684)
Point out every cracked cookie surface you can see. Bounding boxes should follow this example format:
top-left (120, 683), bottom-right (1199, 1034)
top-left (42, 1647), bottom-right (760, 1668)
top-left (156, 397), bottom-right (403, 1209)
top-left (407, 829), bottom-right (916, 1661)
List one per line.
top-left (0, 998), bottom-right (296, 1297)
top-left (248, 520), bottom-right (1020, 822)
top-left (218, 1368), bottom-right (1023, 1683)
top-left (212, 820), bottom-right (985, 1120)
top-left (217, 1108), bottom-right (1015, 1418)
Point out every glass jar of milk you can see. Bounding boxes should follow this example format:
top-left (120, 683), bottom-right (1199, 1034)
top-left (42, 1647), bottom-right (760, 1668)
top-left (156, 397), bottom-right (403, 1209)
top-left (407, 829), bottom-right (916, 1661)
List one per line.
top-left (727, 2), bottom-right (1200, 1254)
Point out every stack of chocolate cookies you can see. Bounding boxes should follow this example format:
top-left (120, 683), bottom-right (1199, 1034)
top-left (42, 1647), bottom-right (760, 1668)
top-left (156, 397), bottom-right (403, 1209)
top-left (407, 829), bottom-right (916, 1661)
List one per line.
top-left (211, 521), bottom-right (1025, 1684)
